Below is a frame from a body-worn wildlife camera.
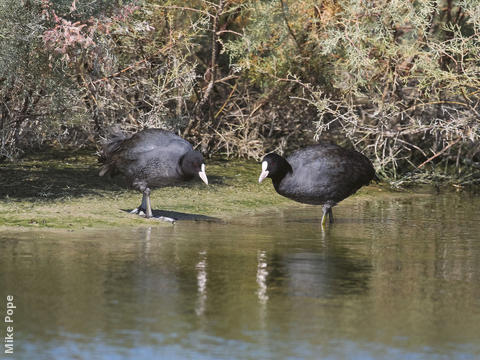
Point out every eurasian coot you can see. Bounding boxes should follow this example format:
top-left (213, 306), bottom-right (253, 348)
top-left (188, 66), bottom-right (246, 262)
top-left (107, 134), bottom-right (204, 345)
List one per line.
top-left (99, 129), bottom-right (208, 219)
top-left (258, 143), bottom-right (377, 225)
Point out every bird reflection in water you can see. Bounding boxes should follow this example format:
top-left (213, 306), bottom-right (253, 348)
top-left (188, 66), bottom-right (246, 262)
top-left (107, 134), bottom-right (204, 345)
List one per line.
top-left (257, 250), bottom-right (269, 329)
top-left (195, 250), bottom-right (208, 316)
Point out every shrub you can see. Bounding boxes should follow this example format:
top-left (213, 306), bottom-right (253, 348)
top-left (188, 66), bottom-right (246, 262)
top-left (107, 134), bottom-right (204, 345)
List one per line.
top-left (225, 0), bottom-right (480, 183)
top-left (2, 0), bottom-right (479, 185)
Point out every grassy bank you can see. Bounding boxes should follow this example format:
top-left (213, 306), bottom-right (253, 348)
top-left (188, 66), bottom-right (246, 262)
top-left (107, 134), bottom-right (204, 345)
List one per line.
top-left (0, 149), bottom-right (416, 231)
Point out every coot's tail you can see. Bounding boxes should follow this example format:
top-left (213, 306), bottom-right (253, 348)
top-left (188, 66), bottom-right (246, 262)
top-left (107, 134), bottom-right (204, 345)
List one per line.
top-left (98, 131), bottom-right (130, 177)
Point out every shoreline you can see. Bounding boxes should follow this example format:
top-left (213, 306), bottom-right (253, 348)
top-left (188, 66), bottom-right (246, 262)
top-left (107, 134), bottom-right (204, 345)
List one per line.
top-left (0, 150), bottom-right (465, 232)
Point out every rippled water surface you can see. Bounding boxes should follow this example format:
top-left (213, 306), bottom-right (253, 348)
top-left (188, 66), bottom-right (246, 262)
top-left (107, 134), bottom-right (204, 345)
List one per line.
top-left (1, 193), bottom-right (480, 359)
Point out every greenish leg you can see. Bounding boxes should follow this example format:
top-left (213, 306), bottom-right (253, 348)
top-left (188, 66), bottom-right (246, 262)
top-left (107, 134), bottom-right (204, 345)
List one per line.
top-left (321, 205), bottom-right (329, 227)
top-left (321, 213), bottom-right (327, 226)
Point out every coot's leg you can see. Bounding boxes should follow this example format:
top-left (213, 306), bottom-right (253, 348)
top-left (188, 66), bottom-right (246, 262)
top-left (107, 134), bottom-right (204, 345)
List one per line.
top-left (321, 205), bottom-right (330, 226)
top-left (328, 207), bottom-right (334, 224)
top-left (130, 182), bottom-right (151, 217)
top-left (140, 193), bottom-right (148, 212)
top-left (144, 187), bottom-right (153, 219)
top-left (142, 190), bottom-right (177, 222)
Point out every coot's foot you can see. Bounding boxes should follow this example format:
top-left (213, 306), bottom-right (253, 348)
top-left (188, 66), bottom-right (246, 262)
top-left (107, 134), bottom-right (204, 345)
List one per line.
top-left (130, 207), bottom-right (147, 216)
top-left (130, 207), bottom-right (176, 223)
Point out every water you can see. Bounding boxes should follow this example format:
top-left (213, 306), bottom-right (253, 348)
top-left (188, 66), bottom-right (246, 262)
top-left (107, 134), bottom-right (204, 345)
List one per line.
top-left (1, 193), bottom-right (480, 359)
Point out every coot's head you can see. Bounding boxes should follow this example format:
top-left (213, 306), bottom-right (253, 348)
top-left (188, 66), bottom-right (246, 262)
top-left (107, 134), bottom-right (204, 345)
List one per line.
top-left (258, 153), bottom-right (292, 183)
top-left (180, 150), bottom-right (208, 185)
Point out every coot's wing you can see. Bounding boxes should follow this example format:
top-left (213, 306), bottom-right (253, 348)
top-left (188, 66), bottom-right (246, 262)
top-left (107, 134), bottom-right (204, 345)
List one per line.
top-left (286, 144), bottom-right (346, 188)
top-left (116, 129), bottom-right (193, 160)
top-left (290, 143), bottom-right (374, 183)
top-left (286, 144), bottom-right (375, 202)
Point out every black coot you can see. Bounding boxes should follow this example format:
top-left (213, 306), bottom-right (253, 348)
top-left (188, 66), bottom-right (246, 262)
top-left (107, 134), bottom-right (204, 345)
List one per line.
top-left (258, 143), bottom-right (377, 225)
top-left (99, 129), bottom-right (208, 218)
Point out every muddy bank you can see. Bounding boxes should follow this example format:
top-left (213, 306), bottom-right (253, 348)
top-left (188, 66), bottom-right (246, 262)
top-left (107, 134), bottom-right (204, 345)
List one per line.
top-left (0, 149), bottom-right (445, 231)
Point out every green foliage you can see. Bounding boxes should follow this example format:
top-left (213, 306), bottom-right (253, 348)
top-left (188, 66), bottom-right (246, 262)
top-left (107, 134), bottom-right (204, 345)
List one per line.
top-left (1, 0), bottom-right (479, 185)
top-left (0, 0), bottom-right (46, 158)
top-left (0, 0), bottom-right (113, 159)
top-left (225, 0), bottom-right (480, 182)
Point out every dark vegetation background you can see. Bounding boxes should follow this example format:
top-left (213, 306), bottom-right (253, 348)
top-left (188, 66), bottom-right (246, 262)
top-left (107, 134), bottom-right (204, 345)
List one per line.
top-left (1, 0), bottom-right (479, 185)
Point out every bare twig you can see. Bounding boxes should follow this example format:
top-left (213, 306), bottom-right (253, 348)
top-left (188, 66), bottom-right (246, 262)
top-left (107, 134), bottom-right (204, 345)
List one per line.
top-left (417, 138), bottom-right (461, 168)
top-left (215, 82), bottom-right (237, 119)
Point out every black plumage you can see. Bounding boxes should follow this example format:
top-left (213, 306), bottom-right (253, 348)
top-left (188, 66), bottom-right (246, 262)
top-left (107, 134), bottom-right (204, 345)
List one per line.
top-left (258, 143), bottom-right (377, 225)
top-left (100, 129), bottom-right (208, 218)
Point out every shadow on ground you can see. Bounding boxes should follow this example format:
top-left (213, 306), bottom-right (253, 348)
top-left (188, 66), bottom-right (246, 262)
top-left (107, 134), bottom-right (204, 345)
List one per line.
top-left (0, 164), bottom-right (125, 200)
top-left (0, 149), bottom-right (227, 201)
top-left (123, 209), bottom-right (221, 222)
